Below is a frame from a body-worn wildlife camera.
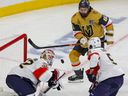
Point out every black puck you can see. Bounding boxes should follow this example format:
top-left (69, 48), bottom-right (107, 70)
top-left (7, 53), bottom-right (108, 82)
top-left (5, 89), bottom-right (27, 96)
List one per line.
top-left (61, 59), bottom-right (64, 63)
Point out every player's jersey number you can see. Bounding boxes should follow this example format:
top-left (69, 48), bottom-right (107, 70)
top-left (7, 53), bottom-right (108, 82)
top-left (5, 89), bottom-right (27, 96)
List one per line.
top-left (106, 53), bottom-right (117, 65)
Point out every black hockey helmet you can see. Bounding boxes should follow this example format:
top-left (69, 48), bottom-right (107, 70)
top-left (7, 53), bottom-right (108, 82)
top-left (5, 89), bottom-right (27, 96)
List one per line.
top-left (79, 0), bottom-right (90, 9)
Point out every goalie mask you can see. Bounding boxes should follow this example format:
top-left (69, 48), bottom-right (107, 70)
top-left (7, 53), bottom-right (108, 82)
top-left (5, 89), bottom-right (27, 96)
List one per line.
top-left (88, 37), bottom-right (101, 49)
top-left (40, 49), bottom-right (55, 66)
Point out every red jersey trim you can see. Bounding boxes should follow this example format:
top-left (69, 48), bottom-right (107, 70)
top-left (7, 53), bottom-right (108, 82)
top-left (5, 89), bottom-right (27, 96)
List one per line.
top-left (33, 67), bottom-right (48, 79)
top-left (86, 64), bottom-right (100, 75)
top-left (72, 62), bottom-right (80, 67)
top-left (74, 32), bottom-right (82, 37)
top-left (88, 52), bottom-right (99, 60)
top-left (106, 23), bottom-right (112, 27)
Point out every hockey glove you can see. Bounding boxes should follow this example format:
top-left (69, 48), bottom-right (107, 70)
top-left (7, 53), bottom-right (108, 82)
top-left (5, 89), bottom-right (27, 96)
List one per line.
top-left (48, 69), bottom-right (59, 87)
top-left (48, 78), bottom-right (62, 91)
top-left (105, 31), bottom-right (114, 45)
top-left (48, 79), bottom-right (57, 87)
top-left (80, 37), bottom-right (87, 45)
top-left (86, 73), bottom-right (96, 83)
top-left (86, 65), bottom-right (99, 83)
top-left (52, 82), bottom-right (63, 91)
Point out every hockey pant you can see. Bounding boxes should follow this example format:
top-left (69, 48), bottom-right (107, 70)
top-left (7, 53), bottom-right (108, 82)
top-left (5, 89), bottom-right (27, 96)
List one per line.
top-left (89, 74), bottom-right (124, 96)
top-left (6, 75), bottom-right (36, 96)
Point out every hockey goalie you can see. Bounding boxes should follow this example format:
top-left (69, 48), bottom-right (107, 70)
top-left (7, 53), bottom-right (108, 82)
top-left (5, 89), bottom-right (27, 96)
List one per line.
top-left (6, 49), bottom-right (63, 96)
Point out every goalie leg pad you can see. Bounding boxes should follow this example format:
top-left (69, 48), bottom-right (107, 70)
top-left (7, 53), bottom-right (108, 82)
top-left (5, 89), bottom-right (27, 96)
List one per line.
top-left (6, 75), bottom-right (36, 96)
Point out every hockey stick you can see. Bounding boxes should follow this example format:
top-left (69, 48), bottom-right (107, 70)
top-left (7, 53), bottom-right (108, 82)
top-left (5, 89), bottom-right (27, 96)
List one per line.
top-left (28, 38), bottom-right (81, 49)
top-left (43, 72), bottom-right (66, 93)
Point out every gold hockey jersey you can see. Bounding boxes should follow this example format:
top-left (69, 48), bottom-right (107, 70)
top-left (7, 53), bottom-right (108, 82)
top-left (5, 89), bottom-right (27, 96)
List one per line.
top-left (71, 8), bottom-right (114, 40)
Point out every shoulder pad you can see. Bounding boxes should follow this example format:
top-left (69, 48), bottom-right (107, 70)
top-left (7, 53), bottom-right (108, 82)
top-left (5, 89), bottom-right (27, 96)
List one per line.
top-left (91, 8), bottom-right (100, 14)
top-left (92, 10), bottom-right (99, 14)
top-left (71, 12), bottom-right (80, 24)
top-left (72, 13), bottom-right (77, 18)
top-left (91, 9), bottom-right (102, 20)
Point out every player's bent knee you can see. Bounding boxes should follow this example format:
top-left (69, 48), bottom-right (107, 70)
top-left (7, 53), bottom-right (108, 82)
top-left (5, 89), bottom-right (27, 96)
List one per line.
top-left (69, 50), bottom-right (81, 62)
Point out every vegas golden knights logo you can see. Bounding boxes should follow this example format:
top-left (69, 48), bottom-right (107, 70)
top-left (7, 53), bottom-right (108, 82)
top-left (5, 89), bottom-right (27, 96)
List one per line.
top-left (82, 25), bottom-right (93, 37)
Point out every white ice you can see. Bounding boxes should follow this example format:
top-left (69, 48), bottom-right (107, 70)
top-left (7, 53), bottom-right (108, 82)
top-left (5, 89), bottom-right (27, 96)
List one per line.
top-left (0, 0), bottom-right (128, 95)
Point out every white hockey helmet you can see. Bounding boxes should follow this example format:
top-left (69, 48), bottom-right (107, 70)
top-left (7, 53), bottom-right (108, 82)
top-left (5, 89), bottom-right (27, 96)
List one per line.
top-left (88, 37), bottom-right (101, 49)
top-left (40, 49), bottom-right (55, 66)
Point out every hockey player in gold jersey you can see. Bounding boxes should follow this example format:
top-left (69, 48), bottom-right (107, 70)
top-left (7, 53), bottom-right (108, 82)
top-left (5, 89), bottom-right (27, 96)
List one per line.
top-left (68, 0), bottom-right (114, 82)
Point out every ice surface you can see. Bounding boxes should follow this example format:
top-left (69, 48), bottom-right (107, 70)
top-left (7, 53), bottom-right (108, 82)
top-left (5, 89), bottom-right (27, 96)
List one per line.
top-left (0, 0), bottom-right (128, 95)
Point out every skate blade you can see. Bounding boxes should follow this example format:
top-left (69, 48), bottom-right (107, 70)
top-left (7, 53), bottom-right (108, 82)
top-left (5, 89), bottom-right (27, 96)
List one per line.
top-left (68, 80), bottom-right (84, 83)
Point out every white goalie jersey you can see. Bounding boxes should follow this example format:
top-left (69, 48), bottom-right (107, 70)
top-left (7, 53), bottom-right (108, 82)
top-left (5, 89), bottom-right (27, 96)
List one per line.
top-left (88, 48), bottom-right (124, 82)
top-left (8, 58), bottom-right (53, 85)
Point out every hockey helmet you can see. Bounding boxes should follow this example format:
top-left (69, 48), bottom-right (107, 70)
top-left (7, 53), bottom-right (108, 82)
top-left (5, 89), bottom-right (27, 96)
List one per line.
top-left (79, 0), bottom-right (91, 17)
top-left (88, 37), bottom-right (101, 49)
top-left (40, 49), bottom-right (55, 66)
top-left (79, 0), bottom-right (90, 9)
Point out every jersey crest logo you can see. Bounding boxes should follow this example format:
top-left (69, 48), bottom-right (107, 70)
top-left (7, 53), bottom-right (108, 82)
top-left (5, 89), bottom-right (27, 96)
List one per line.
top-left (82, 25), bottom-right (93, 37)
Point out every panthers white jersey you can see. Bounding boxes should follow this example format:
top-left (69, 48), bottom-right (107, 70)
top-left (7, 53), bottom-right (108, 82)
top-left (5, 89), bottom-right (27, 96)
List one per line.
top-left (8, 58), bottom-right (53, 85)
top-left (88, 48), bottom-right (124, 82)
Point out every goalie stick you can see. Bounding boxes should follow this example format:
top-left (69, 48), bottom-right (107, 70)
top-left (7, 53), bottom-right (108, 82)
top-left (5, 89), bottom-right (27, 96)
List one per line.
top-left (43, 72), bottom-right (66, 94)
top-left (28, 38), bottom-right (81, 49)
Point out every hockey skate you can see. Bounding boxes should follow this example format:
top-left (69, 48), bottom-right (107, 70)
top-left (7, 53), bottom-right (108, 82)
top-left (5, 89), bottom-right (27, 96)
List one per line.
top-left (68, 68), bottom-right (84, 83)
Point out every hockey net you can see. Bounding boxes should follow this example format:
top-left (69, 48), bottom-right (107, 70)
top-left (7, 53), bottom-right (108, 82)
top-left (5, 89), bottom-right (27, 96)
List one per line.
top-left (0, 33), bottom-right (27, 92)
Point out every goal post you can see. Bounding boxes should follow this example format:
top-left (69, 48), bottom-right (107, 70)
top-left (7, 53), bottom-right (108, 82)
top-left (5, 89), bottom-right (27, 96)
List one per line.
top-left (0, 33), bottom-right (27, 62)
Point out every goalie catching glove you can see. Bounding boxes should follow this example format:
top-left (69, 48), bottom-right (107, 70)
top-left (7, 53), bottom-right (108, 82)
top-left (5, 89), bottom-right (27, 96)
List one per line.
top-left (48, 69), bottom-right (62, 91)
